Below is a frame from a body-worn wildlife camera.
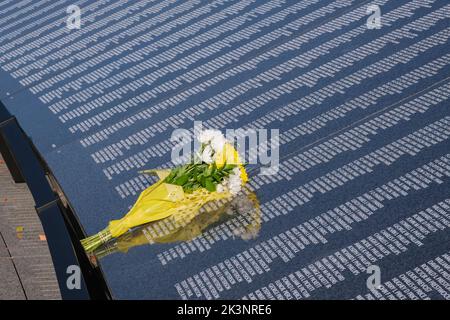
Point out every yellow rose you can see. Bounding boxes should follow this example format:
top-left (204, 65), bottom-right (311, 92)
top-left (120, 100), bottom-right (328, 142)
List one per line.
top-left (215, 143), bottom-right (242, 167)
top-left (240, 167), bottom-right (248, 183)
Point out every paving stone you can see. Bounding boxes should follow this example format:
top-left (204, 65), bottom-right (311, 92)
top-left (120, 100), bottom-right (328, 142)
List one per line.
top-left (0, 236), bottom-right (8, 257)
top-left (0, 257), bottom-right (26, 300)
top-left (0, 154), bottom-right (61, 299)
top-left (12, 256), bottom-right (61, 300)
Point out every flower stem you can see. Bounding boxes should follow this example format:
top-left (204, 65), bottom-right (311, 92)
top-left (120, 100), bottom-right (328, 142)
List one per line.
top-left (80, 228), bottom-right (112, 253)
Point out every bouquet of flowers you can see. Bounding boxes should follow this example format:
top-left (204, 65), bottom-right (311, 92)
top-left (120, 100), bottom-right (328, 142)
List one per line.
top-left (81, 130), bottom-right (248, 252)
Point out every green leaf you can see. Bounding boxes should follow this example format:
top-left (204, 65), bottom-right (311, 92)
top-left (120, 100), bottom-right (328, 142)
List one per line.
top-left (138, 169), bottom-right (157, 175)
top-left (164, 171), bottom-right (176, 183)
top-left (174, 175), bottom-right (189, 185)
top-left (175, 167), bottom-right (186, 178)
top-left (205, 178), bottom-right (216, 192)
top-left (204, 167), bottom-right (212, 177)
top-left (224, 164), bottom-right (235, 171)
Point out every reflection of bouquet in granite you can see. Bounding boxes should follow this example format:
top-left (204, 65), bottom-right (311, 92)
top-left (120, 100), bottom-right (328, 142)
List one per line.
top-left (93, 188), bottom-right (260, 259)
top-left (81, 130), bottom-right (249, 253)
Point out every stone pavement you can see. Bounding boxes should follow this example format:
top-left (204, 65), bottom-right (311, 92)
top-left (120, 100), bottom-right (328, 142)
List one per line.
top-left (0, 154), bottom-right (61, 300)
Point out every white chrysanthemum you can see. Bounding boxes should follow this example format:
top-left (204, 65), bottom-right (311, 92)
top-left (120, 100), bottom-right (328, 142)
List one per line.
top-left (218, 179), bottom-right (229, 194)
top-left (210, 133), bottom-right (226, 153)
top-left (201, 145), bottom-right (213, 164)
top-left (198, 129), bottom-right (221, 144)
top-left (216, 184), bottom-right (224, 193)
top-left (227, 169), bottom-right (242, 195)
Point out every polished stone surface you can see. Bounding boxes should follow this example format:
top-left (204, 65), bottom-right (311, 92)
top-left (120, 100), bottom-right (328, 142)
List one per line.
top-left (0, 0), bottom-right (449, 299)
